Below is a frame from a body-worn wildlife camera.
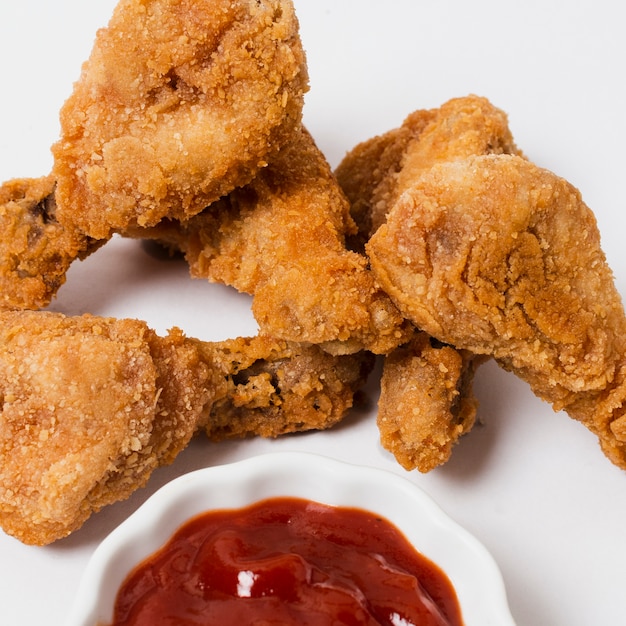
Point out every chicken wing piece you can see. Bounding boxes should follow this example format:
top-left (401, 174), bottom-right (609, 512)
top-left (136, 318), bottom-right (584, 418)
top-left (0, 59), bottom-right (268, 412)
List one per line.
top-left (335, 94), bottom-right (522, 247)
top-left (0, 310), bottom-right (373, 545)
top-left (335, 96), bottom-right (509, 469)
top-left (135, 127), bottom-right (411, 355)
top-left (368, 154), bottom-right (626, 468)
top-left (0, 176), bottom-right (100, 310)
top-left (52, 0), bottom-right (308, 240)
top-left (197, 335), bottom-right (375, 439)
top-left (0, 0), bottom-right (308, 310)
top-left (377, 331), bottom-right (484, 473)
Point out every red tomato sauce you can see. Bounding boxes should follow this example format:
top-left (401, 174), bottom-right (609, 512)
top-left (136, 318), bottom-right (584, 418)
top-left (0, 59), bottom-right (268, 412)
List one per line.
top-left (109, 497), bottom-right (463, 626)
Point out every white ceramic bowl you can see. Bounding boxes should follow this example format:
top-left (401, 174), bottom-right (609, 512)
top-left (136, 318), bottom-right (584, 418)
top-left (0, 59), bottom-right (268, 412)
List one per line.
top-left (65, 452), bottom-right (515, 626)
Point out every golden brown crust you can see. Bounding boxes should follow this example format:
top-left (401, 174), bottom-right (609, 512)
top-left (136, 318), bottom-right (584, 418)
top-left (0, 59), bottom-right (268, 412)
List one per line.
top-left (134, 127), bottom-right (412, 354)
top-left (0, 176), bottom-right (99, 310)
top-left (0, 310), bottom-right (372, 545)
top-left (336, 108), bottom-right (435, 249)
top-left (334, 96), bottom-right (516, 471)
top-left (0, 1), bottom-right (309, 310)
top-left (336, 95), bottom-right (522, 245)
top-left (0, 311), bottom-right (211, 545)
top-left (377, 332), bottom-right (483, 473)
top-left (199, 335), bottom-right (375, 439)
top-left (368, 154), bottom-right (626, 467)
top-left (52, 0), bottom-right (308, 239)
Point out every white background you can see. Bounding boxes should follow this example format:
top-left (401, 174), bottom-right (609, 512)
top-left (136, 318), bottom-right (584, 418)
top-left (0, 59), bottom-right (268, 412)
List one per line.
top-left (1, 1), bottom-right (625, 624)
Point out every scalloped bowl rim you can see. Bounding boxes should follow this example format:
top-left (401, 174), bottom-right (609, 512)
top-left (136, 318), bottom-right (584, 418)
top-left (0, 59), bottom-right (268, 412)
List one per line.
top-left (65, 451), bottom-right (515, 626)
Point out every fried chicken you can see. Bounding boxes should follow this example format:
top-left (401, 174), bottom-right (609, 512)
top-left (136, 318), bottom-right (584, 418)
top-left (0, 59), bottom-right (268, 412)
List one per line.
top-left (377, 331), bottom-right (483, 473)
top-left (0, 311), bottom-right (373, 545)
top-left (368, 154), bottom-right (626, 468)
top-left (0, 0), bottom-right (308, 309)
top-left (335, 95), bottom-right (522, 248)
top-left (198, 335), bottom-right (375, 440)
top-left (0, 311), bottom-right (211, 545)
top-left (52, 0), bottom-right (309, 240)
top-left (0, 0), bottom-right (309, 312)
top-left (0, 176), bottom-right (100, 310)
top-left (134, 127), bottom-right (411, 355)
top-left (334, 95), bottom-right (514, 468)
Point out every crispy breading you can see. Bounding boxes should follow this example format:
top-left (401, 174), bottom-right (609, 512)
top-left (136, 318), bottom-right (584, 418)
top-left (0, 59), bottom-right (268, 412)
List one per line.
top-left (0, 176), bottom-right (99, 310)
top-left (368, 154), bottom-right (626, 468)
top-left (134, 127), bottom-right (411, 354)
top-left (335, 96), bottom-right (510, 469)
top-left (0, 0), bottom-right (309, 311)
top-left (335, 95), bottom-right (522, 247)
top-left (200, 335), bottom-right (375, 439)
top-left (0, 311), bottom-right (212, 545)
top-left (377, 332), bottom-right (483, 473)
top-left (0, 310), bottom-right (373, 545)
top-left (52, 0), bottom-right (308, 239)
top-left (336, 108), bottom-right (435, 250)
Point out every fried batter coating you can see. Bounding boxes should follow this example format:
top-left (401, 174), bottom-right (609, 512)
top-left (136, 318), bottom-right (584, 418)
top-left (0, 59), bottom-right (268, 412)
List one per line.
top-left (135, 127), bottom-right (411, 354)
top-left (0, 311), bottom-right (212, 545)
top-left (0, 0), bottom-right (308, 310)
top-left (336, 95), bottom-right (522, 247)
top-left (0, 310), bottom-right (373, 545)
top-left (368, 154), bottom-right (626, 468)
top-left (52, 0), bottom-right (309, 240)
top-left (0, 177), bottom-right (100, 310)
top-left (377, 332), bottom-right (483, 473)
top-left (198, 335), bottom-right (375, 439)
top-left (335, 96), bottom-right (510, 468)
top-left (336, 109), bottom-right (435, 249)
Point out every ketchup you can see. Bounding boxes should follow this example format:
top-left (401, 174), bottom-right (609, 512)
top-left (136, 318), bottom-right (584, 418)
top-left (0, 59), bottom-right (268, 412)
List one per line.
top-left (109, 497), bottom-right (463, 625)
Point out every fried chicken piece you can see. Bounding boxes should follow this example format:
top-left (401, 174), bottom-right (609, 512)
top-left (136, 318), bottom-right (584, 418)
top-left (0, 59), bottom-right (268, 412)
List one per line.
top-left (0, 177), bottom-right (100, 310)
top-left (335, 95), bottom-right (522, 248)
top-left (135, 127), bottom-right (411, 354)
top-left (0, 310), bottom-right (373, 545)
top-left (334, 95), bottom-right (512, 468)
top-left (52, 0), bottom-right (308, 240)
top-left (377, 331), bottom-right (483, 473)
top-left (0, 310), bottom-right (213, 545)
top-left (368, 154), bottom-right (626, 468)
top-left (198, 335), bottom-right (375, 439)
top-left (0, 0), bottom-right (308, 311)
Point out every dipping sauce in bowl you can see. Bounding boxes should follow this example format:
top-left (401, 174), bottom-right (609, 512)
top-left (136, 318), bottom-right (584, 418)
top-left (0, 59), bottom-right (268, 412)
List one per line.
top-left (66, 453), bottom-right (514, 626)
top-left (109, 497), bottom-right (462, 626)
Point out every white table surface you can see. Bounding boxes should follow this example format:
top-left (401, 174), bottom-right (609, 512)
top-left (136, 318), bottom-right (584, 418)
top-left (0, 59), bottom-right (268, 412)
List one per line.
top-left (1, 1), bottom-right (625, 624)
